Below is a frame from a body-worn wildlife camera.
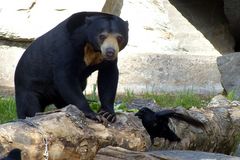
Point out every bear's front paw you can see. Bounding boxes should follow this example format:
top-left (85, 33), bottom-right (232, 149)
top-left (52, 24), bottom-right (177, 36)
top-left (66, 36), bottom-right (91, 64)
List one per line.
top-left (85, 112), bottom-right (102, 122)
top-left (98, 110), bottom-right (116, 123)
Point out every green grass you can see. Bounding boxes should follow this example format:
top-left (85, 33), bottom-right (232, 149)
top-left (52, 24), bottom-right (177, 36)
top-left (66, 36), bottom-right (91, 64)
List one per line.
top-left (0, 90), bottom-right (214, 124)
top-left (115, 89), bottom-right (211, 109)
top-left (0, 97), bottom-right (17, 124)
top-left (226, 90), bottom-right (240, 101)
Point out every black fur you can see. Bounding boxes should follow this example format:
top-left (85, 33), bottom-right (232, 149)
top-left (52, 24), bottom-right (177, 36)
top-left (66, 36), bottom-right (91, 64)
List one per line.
top-left (135, 107), bottom-right (204, 144)
top-left (1, 149), bottom-right (21, 160)
top-left (14, 12), bottom-right (128, 122)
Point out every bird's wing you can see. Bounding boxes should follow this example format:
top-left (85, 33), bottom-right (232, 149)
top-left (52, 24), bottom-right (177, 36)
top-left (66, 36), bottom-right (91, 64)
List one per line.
top-left (154, 110), bottom-right (174, 123)
top-left (155, 110), bottom-right (204, 128)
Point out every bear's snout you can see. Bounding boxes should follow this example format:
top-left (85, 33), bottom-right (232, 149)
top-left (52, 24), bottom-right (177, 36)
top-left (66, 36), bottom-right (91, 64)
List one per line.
top-left (99, 33), bottom-right (121, 61)
top-left (106, 47), bottom-right (116, 58)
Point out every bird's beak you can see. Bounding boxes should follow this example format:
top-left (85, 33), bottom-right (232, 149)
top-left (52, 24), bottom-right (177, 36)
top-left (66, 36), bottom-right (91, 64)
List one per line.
top-left (135, 111), bottom-right (142, 118)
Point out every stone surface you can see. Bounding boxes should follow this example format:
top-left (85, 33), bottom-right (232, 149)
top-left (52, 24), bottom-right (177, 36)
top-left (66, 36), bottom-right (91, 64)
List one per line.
top-left (0, 41), bottom-right (27, 88)
top-left (150, 150), bottom-right (240, 160)
top-left (223, 0), bottom-right (240, 51)
top-left (96, 146), bottom-right (240, 160)
top-left (117, 53), bottom-right (222, 94)
top-left (1, 0), bottom-right (237, 95)
top-left (0, 0), bottom-right (105, 40)
top-left (169, 0), bottom-right (235, 54)
top-left (120, 0), bottom-right (234, 55)
top-left (217, 52), bottom-right (240, 98)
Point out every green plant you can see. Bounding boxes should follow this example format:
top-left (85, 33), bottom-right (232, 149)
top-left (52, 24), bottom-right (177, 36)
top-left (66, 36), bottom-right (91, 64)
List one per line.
top-left (175, 91), bottom-right (203, 109)
top-left (89, 101), bottom-right (101, 113)
top-left (87, 84), bottom-right (98, 102)
top-left (0, 90), bottom-right (212, 124)
top-left (120, 89), bottom-right (136, 103)
top-left (227, 90), bottom-right (239, 101)
top-left (114, 103), bottom-right (138, 113)
top-left (142, 91), bottom-right (210, 109)
top-left (0, 97), bottom-right (17, 124)
top-left (143, 92), bottom-right (176, 107)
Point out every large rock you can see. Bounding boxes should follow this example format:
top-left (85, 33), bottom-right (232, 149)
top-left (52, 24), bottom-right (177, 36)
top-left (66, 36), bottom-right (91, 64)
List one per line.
top-left (0, 0), bottom-right (106, 41)
top-left (0, 41), bottom-right (28, 90)
top-left (120, 0), bottom-right (234, 55)
top-left (114, 0), bottom-right (228, 94)
top-left (1, 0), bottom-right (235, 95)
top-left (217, 52), bottom-right (240, 98)
top-left (117, 53), bottom-right (222, 94)
top-left (223, 0), bottom-right (240, 51)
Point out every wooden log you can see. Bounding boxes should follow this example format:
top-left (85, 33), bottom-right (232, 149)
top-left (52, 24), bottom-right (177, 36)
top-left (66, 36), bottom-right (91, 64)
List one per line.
top-left (0, 105), bottom-right (150, 160)
top-left (0, 95), bottom-right (240, 159)
top-left (148, 95), bottom-right (240, 155)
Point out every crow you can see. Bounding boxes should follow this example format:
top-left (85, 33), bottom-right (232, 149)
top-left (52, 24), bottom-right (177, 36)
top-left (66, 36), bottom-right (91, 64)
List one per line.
top-left (1, 149), bottom-right (21, 160)
top-left (135, 107), bottom-right (204, 144)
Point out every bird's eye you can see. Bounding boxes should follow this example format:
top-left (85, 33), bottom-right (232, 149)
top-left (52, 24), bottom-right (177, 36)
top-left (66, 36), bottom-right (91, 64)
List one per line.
top-left (99, 34), bottom-right (107, 41)
top-left (117, 36), bottom-right (123, 43)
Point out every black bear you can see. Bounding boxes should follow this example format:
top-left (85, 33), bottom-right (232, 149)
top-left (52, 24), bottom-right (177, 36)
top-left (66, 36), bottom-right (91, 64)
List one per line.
top-left (14, 12), bottom-right (129, 123)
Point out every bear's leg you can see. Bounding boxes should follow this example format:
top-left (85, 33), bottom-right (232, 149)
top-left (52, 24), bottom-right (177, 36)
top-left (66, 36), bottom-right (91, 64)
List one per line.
top-left (16, 91), bottom-right (44, 119)
top-left (97, 63), bottom-right (118, 123)
top-left (53, 98), bottom-right (68, 109)
top-left (54, 73), bottom-right (102, 122)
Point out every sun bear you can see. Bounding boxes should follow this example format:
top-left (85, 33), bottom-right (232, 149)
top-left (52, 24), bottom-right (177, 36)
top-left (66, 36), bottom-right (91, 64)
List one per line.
top-left (14, 12), bottom-right (129, 123)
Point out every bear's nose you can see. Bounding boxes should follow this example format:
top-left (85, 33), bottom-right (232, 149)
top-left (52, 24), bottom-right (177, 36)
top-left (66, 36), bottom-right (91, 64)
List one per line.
top-left (106, 48), bottom-right (115, 57)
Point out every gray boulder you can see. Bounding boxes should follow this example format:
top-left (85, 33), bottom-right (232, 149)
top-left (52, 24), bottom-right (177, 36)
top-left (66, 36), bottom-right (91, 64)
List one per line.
top-left (217, 52), bottom-right (240, 98)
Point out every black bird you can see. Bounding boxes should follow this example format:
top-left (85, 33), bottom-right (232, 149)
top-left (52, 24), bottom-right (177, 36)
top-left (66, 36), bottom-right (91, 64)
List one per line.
top-left (1, 149), bottom-right (21, 160)
top-left (135, 107), bottom-right (204, 144)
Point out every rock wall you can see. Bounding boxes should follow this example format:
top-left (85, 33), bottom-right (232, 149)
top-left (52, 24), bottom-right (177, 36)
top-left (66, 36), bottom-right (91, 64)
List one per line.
top-left (0, 0), bottom-right (235, 95)
top-left (223, 0), bottom-right (240, 51)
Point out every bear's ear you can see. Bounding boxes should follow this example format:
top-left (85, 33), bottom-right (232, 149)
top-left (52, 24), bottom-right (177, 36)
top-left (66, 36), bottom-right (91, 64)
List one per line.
top-left (67, 12), bottom-right (103, 33)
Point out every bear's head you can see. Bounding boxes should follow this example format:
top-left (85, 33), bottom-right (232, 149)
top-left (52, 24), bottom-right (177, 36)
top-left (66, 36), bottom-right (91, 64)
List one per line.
top-left (85, 14), bottom-right (129, 61)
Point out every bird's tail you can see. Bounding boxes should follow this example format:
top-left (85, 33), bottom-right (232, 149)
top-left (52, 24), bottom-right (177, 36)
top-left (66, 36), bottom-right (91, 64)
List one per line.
top-left (157, 110), bottom-right (205, 129)
top-left (166, 111), bottom-right (205, 129)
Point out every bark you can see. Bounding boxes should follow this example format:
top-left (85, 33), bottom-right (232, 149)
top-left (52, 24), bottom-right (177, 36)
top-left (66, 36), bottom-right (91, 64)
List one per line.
top-left (0, 95), bottom-right (240, 160)
top-left (149, 95), bottom-right (240, 154)
top-left (0, 105), bottom-right (150, 160)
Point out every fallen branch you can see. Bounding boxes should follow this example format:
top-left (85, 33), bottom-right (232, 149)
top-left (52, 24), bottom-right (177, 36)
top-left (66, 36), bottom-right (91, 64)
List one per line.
top-left (0, 95), bottom-right (239, 159)
top-left (0, 105), bottom-right (150, 160)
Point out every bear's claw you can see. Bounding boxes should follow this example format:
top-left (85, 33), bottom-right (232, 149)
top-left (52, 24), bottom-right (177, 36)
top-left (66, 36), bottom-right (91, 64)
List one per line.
top-left (85, 112), bottom-right (103, 122)
top-left (99, 110), bottom-right (116, 123)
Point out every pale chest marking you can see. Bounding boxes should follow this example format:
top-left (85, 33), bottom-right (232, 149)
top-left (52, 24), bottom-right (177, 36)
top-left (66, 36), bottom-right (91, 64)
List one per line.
top-left (84, 43), bottom-right (104, 66)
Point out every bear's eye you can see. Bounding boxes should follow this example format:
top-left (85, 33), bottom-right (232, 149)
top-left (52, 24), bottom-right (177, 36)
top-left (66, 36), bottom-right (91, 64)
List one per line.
top-left (117, 36), bottom-right (123, 44)
top-left (99, 34), bottom-right (107, 41)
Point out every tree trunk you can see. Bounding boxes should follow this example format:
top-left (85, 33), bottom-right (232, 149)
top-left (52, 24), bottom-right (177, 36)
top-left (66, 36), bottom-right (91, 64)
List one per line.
top-left (0, 95), bottom-right (240, 160)
top-left (0, 105), bottom-right (150, 160)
